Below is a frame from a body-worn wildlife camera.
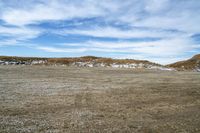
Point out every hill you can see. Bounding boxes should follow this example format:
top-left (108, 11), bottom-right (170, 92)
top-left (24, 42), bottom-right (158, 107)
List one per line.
top-left (167, 54), bottom-right (200, 71)
top-left (0, 56), bottom-right (173, 70)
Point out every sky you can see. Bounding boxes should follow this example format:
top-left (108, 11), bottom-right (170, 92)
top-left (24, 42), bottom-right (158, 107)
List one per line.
top-left (0, 0), bottom-right (200, 64)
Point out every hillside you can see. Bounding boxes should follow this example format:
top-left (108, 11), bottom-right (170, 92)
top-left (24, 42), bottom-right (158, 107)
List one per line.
top-left (167, 54), bottom-right (200, 71)
top-left (0, 56), bottom-right (173, 70)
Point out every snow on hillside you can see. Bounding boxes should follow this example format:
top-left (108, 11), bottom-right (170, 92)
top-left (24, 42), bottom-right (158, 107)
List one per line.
top-left (0, 56), bottom-right (175, 71)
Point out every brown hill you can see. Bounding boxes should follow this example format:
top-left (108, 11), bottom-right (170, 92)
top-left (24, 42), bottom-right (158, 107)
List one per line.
top-left (167, 54), bottom-right (200, 71)
top-left (0, 56), bottom-right (47, 62)
top-left (78, 56), bottom-right (160, 66)
top-left (0, 55), bottom-right (162, 67)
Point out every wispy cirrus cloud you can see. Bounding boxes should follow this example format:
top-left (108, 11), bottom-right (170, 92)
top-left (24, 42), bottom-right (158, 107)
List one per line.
top-left (0, 0), bottom-right (200, 64)
top-left (32, 36), bottom-right (199, 64)
top-left (0, 25), bottom-right (43, 46)
top-left (36, 46), bottom-right (87, 53)
top-left (57, 26), bottom-right (186, 39)
top-left (1, 0), bottom-right (105, 26)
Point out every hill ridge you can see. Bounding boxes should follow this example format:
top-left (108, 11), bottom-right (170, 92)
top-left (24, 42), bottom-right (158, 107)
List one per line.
top-left (0, 55), bottom-right (174, 71)
top-left (167, 54), bottom-right (200, 71)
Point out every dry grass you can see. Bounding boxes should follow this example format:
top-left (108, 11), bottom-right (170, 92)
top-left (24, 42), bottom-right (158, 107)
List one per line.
top-left (0, 66), bottom-right (200, 133)
top-left (0, 56), bottom-right (161, 66)
top-left (168, 54), bottom-right (200, 70)
top-left (0, 56), bottom-right (47, 62)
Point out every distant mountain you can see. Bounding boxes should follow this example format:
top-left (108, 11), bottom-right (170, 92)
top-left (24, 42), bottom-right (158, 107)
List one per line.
top-left (167, 54), bottom-right (200, 71)
top-left (0, 56), bottom-right (173, 71)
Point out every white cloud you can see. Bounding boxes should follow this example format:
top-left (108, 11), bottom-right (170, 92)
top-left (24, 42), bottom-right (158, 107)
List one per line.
top-left (0, 26), bottom-right (42, 38)
top-left (1, 0), bottom-right (200, 34)
top-left (0, 26), bottom-right (42, 46)
top-left (144, 0), bottom-right (170, 13)
top-left (33, 35), bottom-right (200, 63)
top-left (130, 1), bottom-right (200, 34)
top-left (33, 36), bottom-right (198, 64)
top-left (0, 0), bottom-right (200, 64)
top-left (134, 15), bottom-right (200, 34)
top-left (59, 26), bottom-right (186, 39)
top-left (1, 0), bottom-right (105, 26)
top-left (36, 46), bottom-right (87, 53)
top-left (88, 37), bottom-right (197, 56)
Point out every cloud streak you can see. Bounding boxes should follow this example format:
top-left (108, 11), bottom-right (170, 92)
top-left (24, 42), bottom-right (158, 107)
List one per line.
top-left (0, 0), bottom-right (200, 64)
top-left (58, 26), bottom-right (186, 39)
top-left (32, 36), bottom-right (198, 64)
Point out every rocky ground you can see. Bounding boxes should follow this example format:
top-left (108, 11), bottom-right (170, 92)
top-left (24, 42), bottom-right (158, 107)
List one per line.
top-left (0, 66), bottom-right (200, 133)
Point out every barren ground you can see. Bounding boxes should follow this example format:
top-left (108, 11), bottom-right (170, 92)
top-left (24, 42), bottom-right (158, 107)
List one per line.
top-left (0, 66), bottom-right (200, 133)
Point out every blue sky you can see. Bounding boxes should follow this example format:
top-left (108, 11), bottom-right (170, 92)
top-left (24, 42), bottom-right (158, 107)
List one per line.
top-left (0, 0), bottom-right (200, 64)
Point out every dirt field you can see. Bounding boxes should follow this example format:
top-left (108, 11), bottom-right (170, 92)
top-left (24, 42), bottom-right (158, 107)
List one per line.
top-left (0, 66), bottom-right (200, 133)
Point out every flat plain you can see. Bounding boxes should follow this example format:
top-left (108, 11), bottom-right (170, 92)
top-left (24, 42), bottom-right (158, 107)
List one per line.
top-left (0, 66), bottom-right (200, 133)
